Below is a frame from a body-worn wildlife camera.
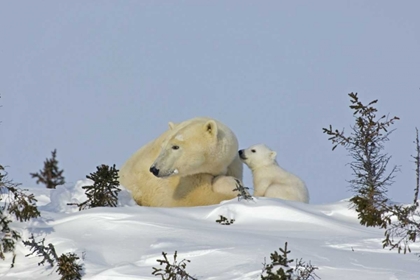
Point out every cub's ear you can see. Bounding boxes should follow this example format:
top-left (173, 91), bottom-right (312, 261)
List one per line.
top-left (204, 120), bottom-right (218, 137)
top-left (168, 122), bottom-right (176, 130)
top-left (270, 151), bottom-right (277, 160)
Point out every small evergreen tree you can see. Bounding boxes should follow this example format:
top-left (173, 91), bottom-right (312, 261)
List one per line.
top-left (261, 242), bottom-right (294, 280)
top-left (261, 242), bottom-right (318, 280)
top-left (30, 149), bottom-right (65, 189)
top-left (322, 93), bottom-right (399, 227)
top-left (23, 234), bottom-right (57, 266)
top-left (56, 252), bottom-right (83, 280)
top-left (323, 93), bottom-right (420, 254)
top-left (0, 216), bottom-right (20, 266)
top-left (215, 215), bottom-right (235, 225)
top-left (1, 166), bottom-right (40, 267)
top-left (23, 235), bottom-right (83, 280)
top-left (77, 164), bottom-right (121, 210)
top-left (152, 251), bottom-right (197, 280)
top-left (233, 179), bottom-right (253, 201)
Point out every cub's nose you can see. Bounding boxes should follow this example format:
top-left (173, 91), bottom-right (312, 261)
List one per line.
top-left (149, 166), bottom-right (160, 177)
top-left (238, 150), bottom-right (247, 160)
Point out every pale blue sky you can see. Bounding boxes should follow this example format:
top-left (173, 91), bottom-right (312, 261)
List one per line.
top-left (1, 1), bottom-right (419, 204)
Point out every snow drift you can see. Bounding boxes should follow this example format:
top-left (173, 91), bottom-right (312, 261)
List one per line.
top-left (1, 180), bottom-right (419, 279)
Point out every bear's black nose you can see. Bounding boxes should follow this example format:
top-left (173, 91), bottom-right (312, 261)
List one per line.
top-left (238, 150), bottom-right (247, 160)
top-left (150, 166), bottom-right (160, 176)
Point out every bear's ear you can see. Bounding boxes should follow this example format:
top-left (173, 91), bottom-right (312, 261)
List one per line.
top-left (168, 122), bottom-right (176, 130)
top-left (270, 151), bottom-right (277, 160)
top-left (204, 120), bottom-right (218, 138)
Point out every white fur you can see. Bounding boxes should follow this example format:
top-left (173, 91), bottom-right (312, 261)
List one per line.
top-left (119, 117), bottom-right (245, 207)
top-left (239, 144), bottom-right (309, 203)
top-left (175, 134), bottom-right (184, 141)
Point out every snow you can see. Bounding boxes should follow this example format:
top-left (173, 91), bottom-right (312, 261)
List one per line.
top-left (1, 180), bottom-right (419, 280)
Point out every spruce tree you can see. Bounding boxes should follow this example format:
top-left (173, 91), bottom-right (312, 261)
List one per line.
top-left (233, 179), bottom-right (253, 201)
top-left (1, 166), bottom-right (40, 267)
top-left (152, 251), bottom-right (197, 280)
top-left (77, 164), bottom-right (121, 210)
top-left (323, 93), bottom-right (420, 254)
top-left (56, 252), bottom-right (83, 280)
top-left (261, 242), bottom-right (318, 280)
top-left (261, 242), bottom-right (294, 280)
top-left (323, 93), bottom-right (399, 227)
top-left (23, 234), bottom-right (57, 267)
top-left (23, 235), bottom-right (83, 280)
top-left (30, 149), bottom-right (65, 189)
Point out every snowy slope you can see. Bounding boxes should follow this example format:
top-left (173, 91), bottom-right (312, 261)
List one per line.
top-left (1, 180), bottom-right (419, 280)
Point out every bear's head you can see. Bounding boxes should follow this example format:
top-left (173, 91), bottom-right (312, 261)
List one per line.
top-left (238, 144), bottom-right (277, 170)
top-left (150, 119), bottom-right (230, 178)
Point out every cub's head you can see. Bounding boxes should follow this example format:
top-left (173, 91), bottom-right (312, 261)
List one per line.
top-left (150, 120), bottom-right (219, 178)
top-left (238, 144), bottom-right (277, 169)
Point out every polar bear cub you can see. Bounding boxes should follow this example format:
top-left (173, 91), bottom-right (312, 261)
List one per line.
top-left (239, 144), bottom-right (309, 203)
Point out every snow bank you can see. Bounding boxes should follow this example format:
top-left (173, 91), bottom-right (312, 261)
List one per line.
top-left (0, 182), bottom-right (419, 279)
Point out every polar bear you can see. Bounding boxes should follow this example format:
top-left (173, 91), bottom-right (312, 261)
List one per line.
top-left (119, 117), bottom-right (244, 207)
top-left (238, 144), bottom-right (309, 203)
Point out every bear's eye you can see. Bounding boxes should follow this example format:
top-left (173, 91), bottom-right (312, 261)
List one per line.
top-left (251, 149), bottom-right (256, 153)
top-left (172, 145), bottom-right (180, 150)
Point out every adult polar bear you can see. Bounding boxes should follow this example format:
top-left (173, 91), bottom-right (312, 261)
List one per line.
top-left (119, 117), bottom-right (243, 207)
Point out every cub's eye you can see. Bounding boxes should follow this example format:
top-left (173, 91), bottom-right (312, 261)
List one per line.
top-left (251, 149), bottom-right (256, 153)
top-left (172, 145), bottom-right (180, 150)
